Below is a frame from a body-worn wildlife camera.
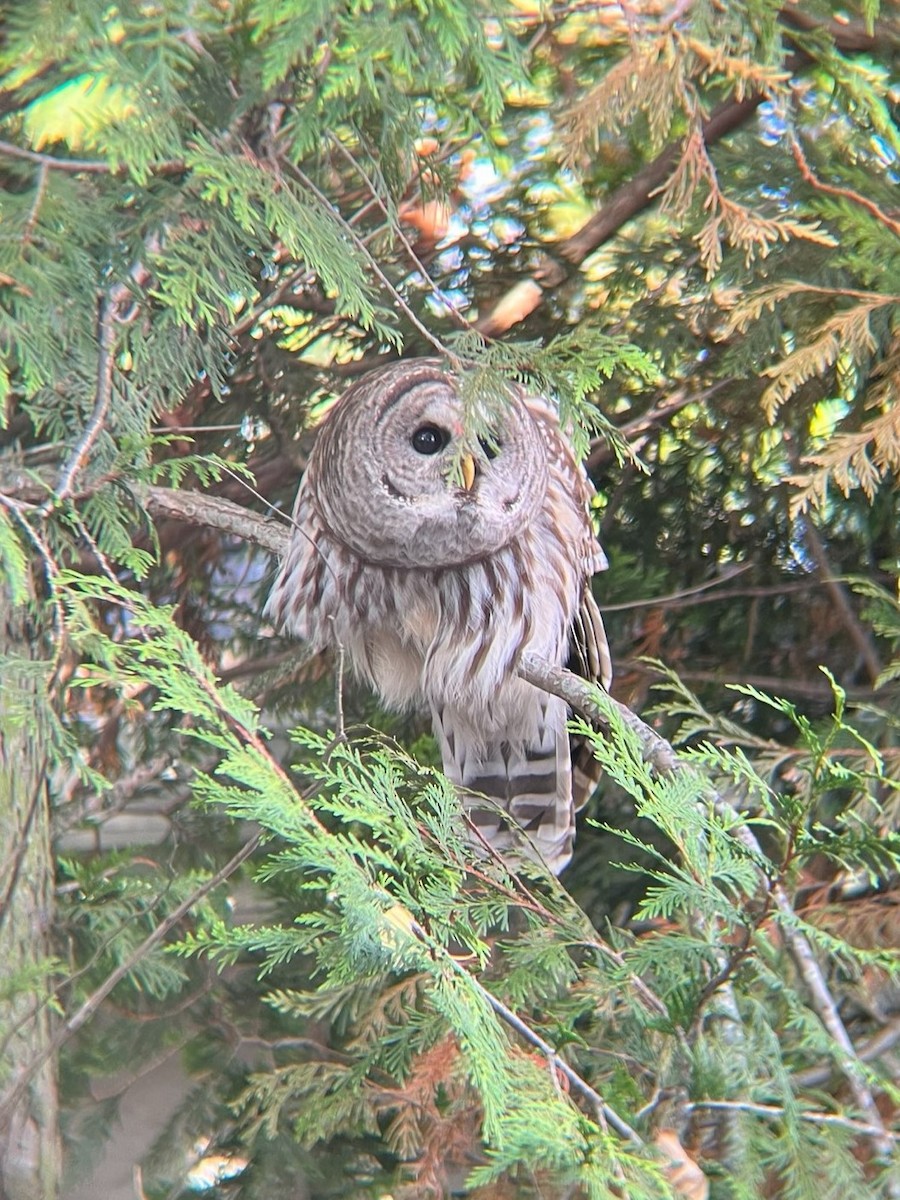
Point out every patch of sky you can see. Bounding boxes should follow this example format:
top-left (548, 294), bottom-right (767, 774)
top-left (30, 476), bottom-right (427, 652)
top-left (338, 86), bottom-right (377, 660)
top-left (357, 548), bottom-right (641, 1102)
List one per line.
top-left (757, 100), bottom-right (786, 146)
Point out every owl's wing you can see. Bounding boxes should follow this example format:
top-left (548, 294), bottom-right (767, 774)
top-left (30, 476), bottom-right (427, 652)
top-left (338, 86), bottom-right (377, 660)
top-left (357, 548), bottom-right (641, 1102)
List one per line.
top-left (432, 692), bottom-right (576, 874)
top-left (572, 584), bottom-right (612, 692)
top-left (569, 586), bottom-right (612, 813)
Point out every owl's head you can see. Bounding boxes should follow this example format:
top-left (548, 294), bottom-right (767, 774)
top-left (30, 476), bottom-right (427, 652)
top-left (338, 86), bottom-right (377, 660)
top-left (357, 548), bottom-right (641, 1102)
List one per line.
top-left (309, 359), bottom-right (550, 568)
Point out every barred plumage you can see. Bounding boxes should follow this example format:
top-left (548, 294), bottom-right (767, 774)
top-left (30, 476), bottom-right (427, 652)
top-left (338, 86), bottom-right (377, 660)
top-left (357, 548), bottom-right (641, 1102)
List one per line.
top-left (265, 359), bottom-right (611, 873)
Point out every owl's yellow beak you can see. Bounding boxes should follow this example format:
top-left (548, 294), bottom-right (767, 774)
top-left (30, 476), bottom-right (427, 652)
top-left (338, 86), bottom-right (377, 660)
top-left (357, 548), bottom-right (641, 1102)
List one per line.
top-left (460, 452), bottom-right (477, 491)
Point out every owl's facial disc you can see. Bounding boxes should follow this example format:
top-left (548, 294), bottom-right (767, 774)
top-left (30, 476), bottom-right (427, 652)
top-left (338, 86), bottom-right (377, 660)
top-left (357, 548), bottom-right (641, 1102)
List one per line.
top-left (313, 362), bottom-right (550, 568)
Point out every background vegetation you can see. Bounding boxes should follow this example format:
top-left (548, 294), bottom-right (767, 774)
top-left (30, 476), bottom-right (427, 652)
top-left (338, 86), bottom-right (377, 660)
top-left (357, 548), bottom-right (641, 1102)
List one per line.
top-left (0, 1), bottom-right (898, 1197)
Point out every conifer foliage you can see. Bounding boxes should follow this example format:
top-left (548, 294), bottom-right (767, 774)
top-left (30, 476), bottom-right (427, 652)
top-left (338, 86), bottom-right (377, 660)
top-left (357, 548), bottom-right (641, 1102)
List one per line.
top-left (0, 2), bottom-right (898, 1198)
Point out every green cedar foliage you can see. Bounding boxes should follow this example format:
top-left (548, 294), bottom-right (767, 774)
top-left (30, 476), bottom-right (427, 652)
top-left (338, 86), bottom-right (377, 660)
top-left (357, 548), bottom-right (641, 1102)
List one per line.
top-left (50, 575), bottom-right (900, 1197)
top-left (0, 1), bottom-right (898, 1197)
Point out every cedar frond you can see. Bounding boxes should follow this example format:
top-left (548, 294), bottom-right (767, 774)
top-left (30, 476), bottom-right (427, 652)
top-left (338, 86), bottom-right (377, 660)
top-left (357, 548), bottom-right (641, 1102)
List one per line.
top-left (656, 126), bottom-right (715, 223)
top-left (761, 302), bottom-right (881, 420)
top-left (559, 37), bottom-right (686, 164)
top-left (680, 35), bottom-right (790, 100)
top-left (658, 134), bottom-right (835, 276)
top-left (725, 282), bottom-right (828, 333)
top-left (790, 344), bottom-right (900, 512)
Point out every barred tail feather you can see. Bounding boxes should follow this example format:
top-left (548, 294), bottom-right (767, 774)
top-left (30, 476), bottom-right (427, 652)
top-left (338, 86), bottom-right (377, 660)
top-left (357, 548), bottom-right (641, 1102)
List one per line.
top-left (433, 695), bottom-right (576, 874)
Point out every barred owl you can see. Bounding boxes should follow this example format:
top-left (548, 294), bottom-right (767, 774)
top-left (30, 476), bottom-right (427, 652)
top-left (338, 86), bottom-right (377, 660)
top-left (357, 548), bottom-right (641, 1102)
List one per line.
top-left (265, 359), bottom-right (611, 873)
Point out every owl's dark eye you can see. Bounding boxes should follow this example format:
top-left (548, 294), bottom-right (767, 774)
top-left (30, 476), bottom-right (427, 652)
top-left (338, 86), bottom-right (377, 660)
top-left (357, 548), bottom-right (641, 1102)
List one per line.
top-left (479, 436), bottom-right (501, 461)
top-left (411, 424), bottom-right (448, 455)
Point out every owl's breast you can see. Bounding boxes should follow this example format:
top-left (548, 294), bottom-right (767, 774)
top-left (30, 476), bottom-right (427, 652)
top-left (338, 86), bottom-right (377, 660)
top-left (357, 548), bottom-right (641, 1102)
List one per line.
top-left (397, 593), bottom-right (440, 647)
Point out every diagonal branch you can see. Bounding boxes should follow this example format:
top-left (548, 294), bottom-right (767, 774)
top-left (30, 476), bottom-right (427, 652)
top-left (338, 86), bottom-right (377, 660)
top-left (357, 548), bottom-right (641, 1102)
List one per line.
top-left (408, 916), bottom-right (644, 1145)
top-left (478, 9), bottom-right (892, 336)
top-left (801, 520), bottom-right (883, 685)
top-left (43, 295), bottom-right (117, 513)
top-left (557, 96), bottom-right (765, 267)
top-left (789, 133), bottom-right (900, 238)
top-left (518, 653), bottom-right (896, 1163)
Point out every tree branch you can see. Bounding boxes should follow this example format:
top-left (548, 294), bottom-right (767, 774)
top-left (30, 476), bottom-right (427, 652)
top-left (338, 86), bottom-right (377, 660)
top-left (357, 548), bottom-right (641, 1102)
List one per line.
top-left (477, 8), bottom-right (893, 336)
top-left (801, 520), bottom-right (883, 685)
top-left (142, 485), bottom-right (290, 557)
top-left (43, 296), bottom-right (118, 514)
top-left (0, 138), bottom-right (184, 176)
top-left (789, 133), bottom-right (900, 238)
top-left (408, 917), bottom-right (644, 1145)
top-left (558, 97), bottom-right (766, 267)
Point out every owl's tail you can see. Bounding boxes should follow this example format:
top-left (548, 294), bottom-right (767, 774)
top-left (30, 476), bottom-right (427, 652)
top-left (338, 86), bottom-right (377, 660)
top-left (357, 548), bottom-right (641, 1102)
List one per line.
top-left (432, 693), bottom-right (575, 875)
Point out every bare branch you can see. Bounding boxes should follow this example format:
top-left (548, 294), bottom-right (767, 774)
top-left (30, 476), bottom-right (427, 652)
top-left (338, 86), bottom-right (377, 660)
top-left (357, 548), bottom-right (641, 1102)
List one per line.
top-left (687, 1098), bottom-right (896, 1141)
top-left (0, 138), bottom-right (184, 176)
top-left (328, 135), bottom-right (471, 331)
top-left (790, 133), bottom-right (900, 238)
top-left (801, 520), bottom-right (883, 685)
top-left (43, 295), bottom-right (118, 514)
top-left (142, 485), bottom-right (289, 557)
top-left (53, 754), bottom-right (179, 837)
top-left (288, 162), bottom-right (455, 362)
top-left (117, 487), bottom-right (895, 1158)
top-left (794, 1017), bottom-right (900, 1088)
top-left (22, 162), bottom-right (49, 245)
top-left (0, 139), bottom-right (112, 173)
top-left (557, 96), bottom-right (765, 266)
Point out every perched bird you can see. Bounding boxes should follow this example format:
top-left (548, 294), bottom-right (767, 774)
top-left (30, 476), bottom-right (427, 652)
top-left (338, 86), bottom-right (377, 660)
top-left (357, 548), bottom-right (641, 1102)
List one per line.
top-left (265, 359), bottom-right (611, 873)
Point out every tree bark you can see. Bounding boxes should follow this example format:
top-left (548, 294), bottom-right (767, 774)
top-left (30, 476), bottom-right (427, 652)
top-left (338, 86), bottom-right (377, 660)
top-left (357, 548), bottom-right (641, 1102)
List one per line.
top-left (0, 605), bottom-right (60, 1200)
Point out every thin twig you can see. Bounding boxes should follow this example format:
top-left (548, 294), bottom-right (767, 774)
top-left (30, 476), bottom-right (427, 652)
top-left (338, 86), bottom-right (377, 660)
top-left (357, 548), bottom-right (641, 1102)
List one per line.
top-left (0, 770), bottom-right (46, 938)
top-left (53, 754), bottom-right (177, 836)
top-left (22, 161), bottom-right (49, 245)
top-left (688, 1098), bottom-right (897, 1141)
top-left (801, 520), bottom-right (882, 684)
top-left (289, 162), bottom-right (456, 362)
top-left (790, 133), bottom-right (900, 238)
top-left (43, 295), bottom-right (117, 514)
top-left (603, 580), bottom-right (816, 612)
top-left (0, 138), bottom-right (184, 176)
top-left (334, 637), bottom-right (346, 740)
top-left (409, 919), bottom-right (644, 1146)
top-left (0, 139), bottom-right (112, 173)
top-left (601, 566), bottom-right (752, 611)
top-left (0, 491), bottom-right (66, 651)
top-left (793, 1017), bottom-right (900, 1088)
top-left (328, 134), bottom-right (471, 331)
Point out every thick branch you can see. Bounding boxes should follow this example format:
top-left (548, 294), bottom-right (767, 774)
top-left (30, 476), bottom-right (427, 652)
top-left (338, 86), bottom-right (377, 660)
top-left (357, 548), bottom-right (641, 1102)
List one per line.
top-left (778, 6), bottom-right (895, 54)
top-left (142, 485), bottom-right (290, 557)
top-left (478, 9), bottom-right (893, 335)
